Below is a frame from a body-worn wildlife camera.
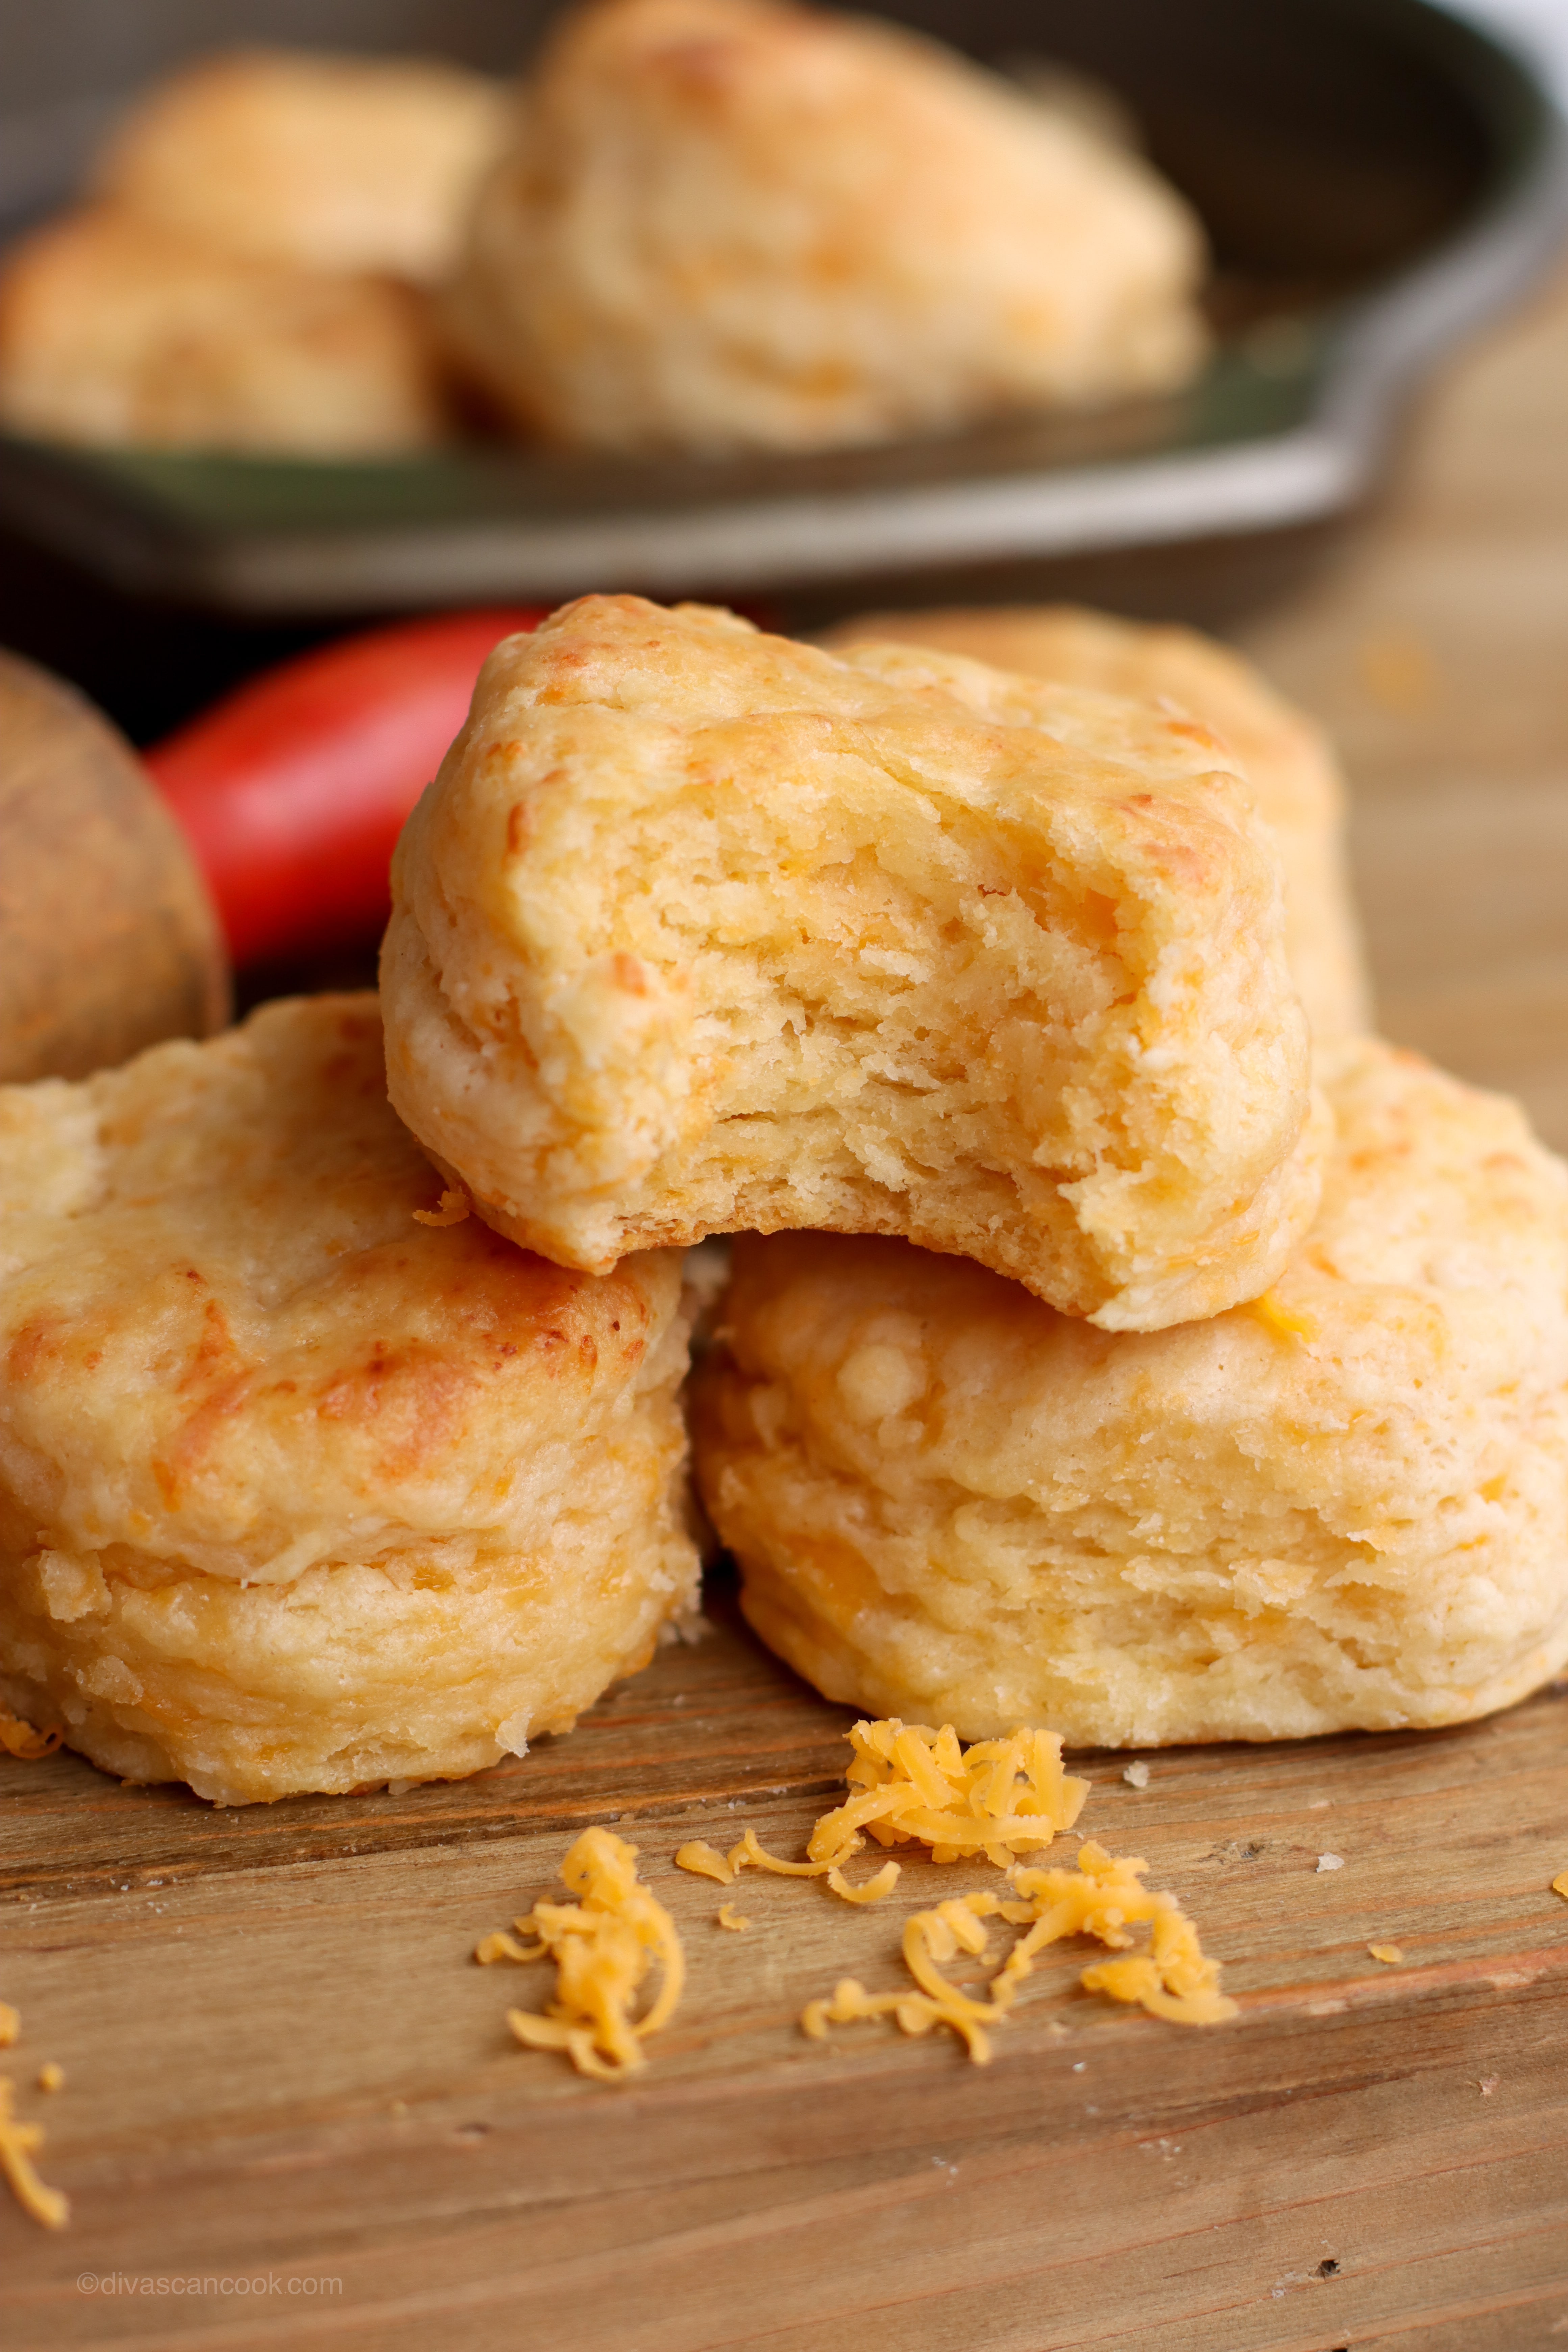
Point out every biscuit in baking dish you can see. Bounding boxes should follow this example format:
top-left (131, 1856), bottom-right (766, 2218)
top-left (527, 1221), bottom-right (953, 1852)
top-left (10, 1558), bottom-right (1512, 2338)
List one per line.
top-left (380, 594), bottom-right (1323, 1332)
top-left (93, 47), bottom-right (511, 285)
top-left (692, 1038), bottom-right (1568, 1746)
top-left (0, 209), bottom-right (449, 456)
top-left (447, 0), bottom-right (1207, 452)
top-left (0, 996), bottom-right (697, 1805)
top-left (822, 605), bottom-right (1370, 1045)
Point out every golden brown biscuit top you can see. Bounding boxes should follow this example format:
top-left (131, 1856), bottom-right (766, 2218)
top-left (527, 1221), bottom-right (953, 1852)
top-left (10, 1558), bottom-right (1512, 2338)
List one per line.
top-left (451, 592), bottom-right (1259, 823)
top-left (0, 995), bottom-right (681, 1581)
top-left (448, 0), bottom-right (1205, 451)
top-left (822, 606), bottom-right (1340, 841)
top-left (415, 591), bottom-right (1297, 1094)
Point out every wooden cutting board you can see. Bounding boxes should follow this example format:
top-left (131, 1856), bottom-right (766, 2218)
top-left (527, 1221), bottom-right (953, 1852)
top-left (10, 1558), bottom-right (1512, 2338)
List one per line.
top-left (6, 272), bottom-right (1568, 2350)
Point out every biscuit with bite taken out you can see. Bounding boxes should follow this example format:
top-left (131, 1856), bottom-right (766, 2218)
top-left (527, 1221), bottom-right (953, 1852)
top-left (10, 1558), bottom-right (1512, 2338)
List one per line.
top-left (381, 593), bottom-right (1324, 1333)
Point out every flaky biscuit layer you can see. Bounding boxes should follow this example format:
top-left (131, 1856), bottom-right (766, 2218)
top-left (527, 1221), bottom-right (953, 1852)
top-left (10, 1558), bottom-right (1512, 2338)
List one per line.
top-left (382, 594), bottom-right (1321, 1331)
top-left (448, 0), bottom-right (1206, 451)
top-left (693, 1039), bottom-right (1568, 1745)
top-left (0, 996), bottom-right (696, 1803)
top-left (822, 605), bottom-right (1371, 1045)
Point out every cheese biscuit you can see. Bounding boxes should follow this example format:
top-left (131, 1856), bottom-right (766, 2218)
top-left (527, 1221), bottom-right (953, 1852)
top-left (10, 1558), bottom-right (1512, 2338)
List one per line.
top-left (0, 210), bottom-right (448, 457)
top-left (94, 47), bottom-right (511, 286)
top-left (380, 594), bottom-right (1323, 1332)
top-left (692, 1039), bottom-right (1568, 1746)
top-left (0, 996), bottom-right (697, 1804)
top-left (447, 0), bottom-right (1206, 451)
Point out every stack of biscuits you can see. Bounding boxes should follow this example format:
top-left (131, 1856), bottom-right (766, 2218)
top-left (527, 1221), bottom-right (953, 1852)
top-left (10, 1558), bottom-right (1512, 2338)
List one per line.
top-left (3, 593), bottom-right (1567, 1803)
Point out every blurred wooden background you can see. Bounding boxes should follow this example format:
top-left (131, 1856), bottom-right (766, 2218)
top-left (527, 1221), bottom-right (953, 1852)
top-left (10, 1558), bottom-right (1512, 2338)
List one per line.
top-left (1241, 259), bottom-right (1568, 1150)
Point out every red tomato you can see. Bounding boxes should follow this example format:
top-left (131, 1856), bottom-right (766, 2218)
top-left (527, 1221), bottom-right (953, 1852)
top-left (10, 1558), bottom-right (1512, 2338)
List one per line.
top-left (145, 607), bottom-right (543, 964)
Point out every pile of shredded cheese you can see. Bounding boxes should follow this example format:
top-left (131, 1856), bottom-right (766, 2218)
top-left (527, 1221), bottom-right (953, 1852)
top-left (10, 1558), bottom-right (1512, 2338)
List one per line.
top-left (477, 1827), bottom-right (684, 2082)
top-left (672, 1719), bottom-right (1233, 2065)
top-left (496, 1720), bottom-right (1233, 2090)
top-left (823, 1720), bottom-right (1090, 1867)
top-left (0, 2008), bottom-right (69, 2230)
top-left (676, 1718), bottom-right (1091, 1908)
top-left (804, 1839), bottom-right (1235, 2063)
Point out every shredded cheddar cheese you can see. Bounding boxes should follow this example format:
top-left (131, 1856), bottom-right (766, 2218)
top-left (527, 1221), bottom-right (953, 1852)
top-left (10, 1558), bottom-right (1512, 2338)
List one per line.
top-left (0, 2004), bottom-right (17, 2049)
top-left (0, 1707), bottom-right (60, 1761)
top-left (674, 1840), bottom-right (733, 1885)
top-left (805, 1893), bottom-right (1011, 2062)
top-left (1248, 1289), bottom-right (1319, 1344)
top-left (1552, 1871), bottom-right (1568, 1903)
top-left (507, 1721), bottom-right (1229, 2088)
top-left (819, 1720), bottom-right (1090, 1867)
top-left (412, 1185), bottom-right (470, 1227)
top-left (679, 1824), bottom-right (902, 1905)
top-left (826, 1862), bottom-right (900, 1905)
top-left (676, 1721), bottom-right (1085, 1914)
top-left (705, 1719), bottom-right (1087, 1895)
top-left (0, 2076), bottom-right (68, 2230)
top-left (36, 2063), bottom-right (64, 2093)
top-left (803, 1840), bottom-right (1236, 2062)
top-left (1368, 1943), bottom-right (1404, 1965)
top-left (727, 1825), bottom-right (832, 1879)
top-left (1080, 1902), bottom-right (1237, 2025)
top-left (479, 1828), bottom-right (683, 2082)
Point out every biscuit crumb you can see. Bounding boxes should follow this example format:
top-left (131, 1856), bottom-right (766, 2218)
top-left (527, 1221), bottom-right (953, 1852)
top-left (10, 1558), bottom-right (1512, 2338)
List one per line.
top-left (1367, 1943), bottom-right (1403, 1965)
top-left (1316, 1853), bottom-right (1345, 1872)
top-left (413, 1184), bottom-right (470, 1227)
top-left (1123, 1761), bottom-right (1150, 1790)
top-left (1478, 2075), bottom-right (1499, 2097)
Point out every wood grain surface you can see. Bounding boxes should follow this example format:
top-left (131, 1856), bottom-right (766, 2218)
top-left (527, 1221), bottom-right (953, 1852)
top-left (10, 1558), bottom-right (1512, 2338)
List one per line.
top-left (5, 273), bottom-right (1568, 2351)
